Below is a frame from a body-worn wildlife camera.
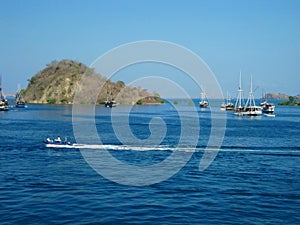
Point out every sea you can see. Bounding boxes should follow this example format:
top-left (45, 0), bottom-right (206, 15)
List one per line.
top-left (0, 100), bottom-right (299, 224)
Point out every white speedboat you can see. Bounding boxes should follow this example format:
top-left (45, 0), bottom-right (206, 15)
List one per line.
top-left (43, 137), bottom-right (74, 148)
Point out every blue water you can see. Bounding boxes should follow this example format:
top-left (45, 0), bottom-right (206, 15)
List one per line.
top-left (1, 102), bottom-right (300, 224)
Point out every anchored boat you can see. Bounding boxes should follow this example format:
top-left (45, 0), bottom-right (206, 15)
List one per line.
top-left (260, 95), bottom-right (275, 115)
top-left (199, 90), bottom-right (209, 108)
top-left (0, 76), bottom-right (9, 111)
top-left (234, 73), bottom-right (262, 116)
top-left (15, 84), bottom-right (26, 108)
top-left (221, 91), bottom-right (235, 111)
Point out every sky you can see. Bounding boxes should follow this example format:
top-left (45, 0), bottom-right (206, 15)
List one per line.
top-left (1, 0), bottom-right (299, 98)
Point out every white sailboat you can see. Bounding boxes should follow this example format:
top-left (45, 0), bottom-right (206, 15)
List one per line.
top-left (199, 89), bottom-right (209, 108)
top-left (221, 91), bottom-right (234, 111)
top-left (15, 84), bottom-right (26, 108)
top-left (104, 82), bottom-right (117, 108)
top-left (235, 75), bottom-right (262, 116)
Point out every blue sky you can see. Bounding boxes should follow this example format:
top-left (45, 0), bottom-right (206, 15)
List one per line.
top-left (1, 0), bottom-right (299, 98)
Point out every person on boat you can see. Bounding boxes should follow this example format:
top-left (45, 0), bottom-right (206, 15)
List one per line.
top-left (46, 137), bottom-right (52, 143)
top-left (54, 136), bottom-right (61, 142)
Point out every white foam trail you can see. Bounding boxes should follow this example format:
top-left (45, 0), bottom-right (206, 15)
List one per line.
top-left (46, 144), bottom-right (300, 154)
top-left (73, 144), bottom-right (193, 151)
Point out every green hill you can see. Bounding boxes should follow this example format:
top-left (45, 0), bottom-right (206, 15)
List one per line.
top-left (278, 95), bottom-right (300, 106)
top-left (23, 59), bottom-right (163, 105)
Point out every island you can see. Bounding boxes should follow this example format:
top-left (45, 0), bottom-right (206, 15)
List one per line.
top-left (22, 59), bottom-right (163, 105)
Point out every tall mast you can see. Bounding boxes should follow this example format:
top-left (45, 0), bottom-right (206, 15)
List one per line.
top-left (245, 75), bottom-right (256, 108)
top-left (250, 75), bottom-right (253, 107)
top-left (250, 75), bottom-right (256, 107)
top-left (106, 81), bottom-right (109, 101)
top-left (235, 70), bottom-right (244, 110)
top-left (16, 83), bottom-right (23, 101)
top-left (200, 85), bottom-right (206, 101)
top-left (239, 70), bottom-right (242, 108)
top-left (226, 91), bottom-right (231, 104)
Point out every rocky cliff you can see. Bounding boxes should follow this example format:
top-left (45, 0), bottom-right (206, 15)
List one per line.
top-left (264, 93), bottom-right (289, 99)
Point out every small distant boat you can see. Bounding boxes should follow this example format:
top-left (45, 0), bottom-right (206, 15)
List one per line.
top-left (199, 90), bottom-right (209, 108)
top-left (104, 82), bottom-right (117, 108)
top-left (234, 73), bottom-right (262, 116)
top-left (43, 137), bottom-right (74, 148)
top-left (15, 84), bottom-right (26, 108)
top-left (0, 76), bottom-right (9, 111)
top-left (104, 100), bottom-right (117, 108)
top-left (220, 92), bottom-right (235, 111)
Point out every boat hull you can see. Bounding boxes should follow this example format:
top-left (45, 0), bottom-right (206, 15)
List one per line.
top-left (262, 107), bottom-right (275, 114)
top-left (45, 143), bottom-right (75, 148)
top-left (43, 138), bottom-right (74, 148)
top-left (199, 101), bottom-right (209, 108)
top-left (0, 105), bottom-right (9, 111)
top-left (235, 106), bottom-right (262, 116)
top-left (15, 103), bottom-right (26, 108)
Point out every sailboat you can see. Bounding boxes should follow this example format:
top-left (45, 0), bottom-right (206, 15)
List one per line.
top-left (220, 91), bottom-right (234, 111)
top-left (0, 76), bottom-right (9, 111)
top-left (199, 90), bottom-right (209, 108)
top-left (235, 75), bottom-right (262, 116)
top-left (104, 82), bottom-right (117, 108)
top-left (15, 84), bottom-right (26, 108)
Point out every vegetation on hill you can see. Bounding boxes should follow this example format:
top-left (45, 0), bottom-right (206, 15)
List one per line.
top-left (23, 59), bottom-right (163, 105)
top-left (278, 95), bottom-right (300, 106)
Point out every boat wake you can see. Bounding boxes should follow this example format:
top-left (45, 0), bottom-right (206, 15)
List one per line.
top-left (63, 144), bottom-right (194, 152)
top-left (45, 143), bottom-right (300, 155)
